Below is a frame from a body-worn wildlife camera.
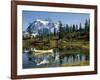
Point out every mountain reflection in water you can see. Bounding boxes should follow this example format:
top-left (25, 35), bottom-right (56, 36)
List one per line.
top-left (23, 48), bottom-right (89, 69)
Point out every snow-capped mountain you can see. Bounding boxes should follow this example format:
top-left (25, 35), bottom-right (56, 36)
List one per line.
top-left (26, 18), bottom-right (59, 35)
top-left (36, 19), bottom-right (49, 26)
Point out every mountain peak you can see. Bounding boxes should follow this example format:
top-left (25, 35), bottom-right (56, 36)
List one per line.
top-left (36, 19), bottom-right (49, 26)
top-left (26, 18), bottom-right (59, 34)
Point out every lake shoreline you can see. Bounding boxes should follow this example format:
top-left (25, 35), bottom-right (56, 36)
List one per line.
top-left (23, 38), bottom-right (89, 50)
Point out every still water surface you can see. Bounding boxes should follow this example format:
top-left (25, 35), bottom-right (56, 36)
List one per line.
top-left (23, 48), bottom-right (89, 69)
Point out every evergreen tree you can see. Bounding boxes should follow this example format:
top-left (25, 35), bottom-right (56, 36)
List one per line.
top-left (75, 24), bottom-right (78, 31)
top-left (79, 23), bottom-right (82, 32)
top-left (85, 19), bottom-right (90, 32)
top-left (70, 25), bottom-right (73, 32)
top-left (54, 27), bottom-right (56, 36)
top-left (65, 24), bottom-right (69, 33)
top-left (72, 24), bottom-right (76, 32)
top-left (58, 21), bottom-right (66, 39)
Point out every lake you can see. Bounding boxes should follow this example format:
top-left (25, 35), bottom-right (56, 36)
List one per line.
top-left (23, 48), bottom-right (89, 69)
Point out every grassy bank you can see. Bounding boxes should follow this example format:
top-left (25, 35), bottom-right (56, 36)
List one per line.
top-left (23, 38), bottom-right (89, 50)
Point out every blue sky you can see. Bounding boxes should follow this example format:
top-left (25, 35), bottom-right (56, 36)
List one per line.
top-left (22, 10), bottom-right (90, 31)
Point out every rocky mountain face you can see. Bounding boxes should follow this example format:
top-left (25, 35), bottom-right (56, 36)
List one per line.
top-left (26, 19), bottom-right (60, 35)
